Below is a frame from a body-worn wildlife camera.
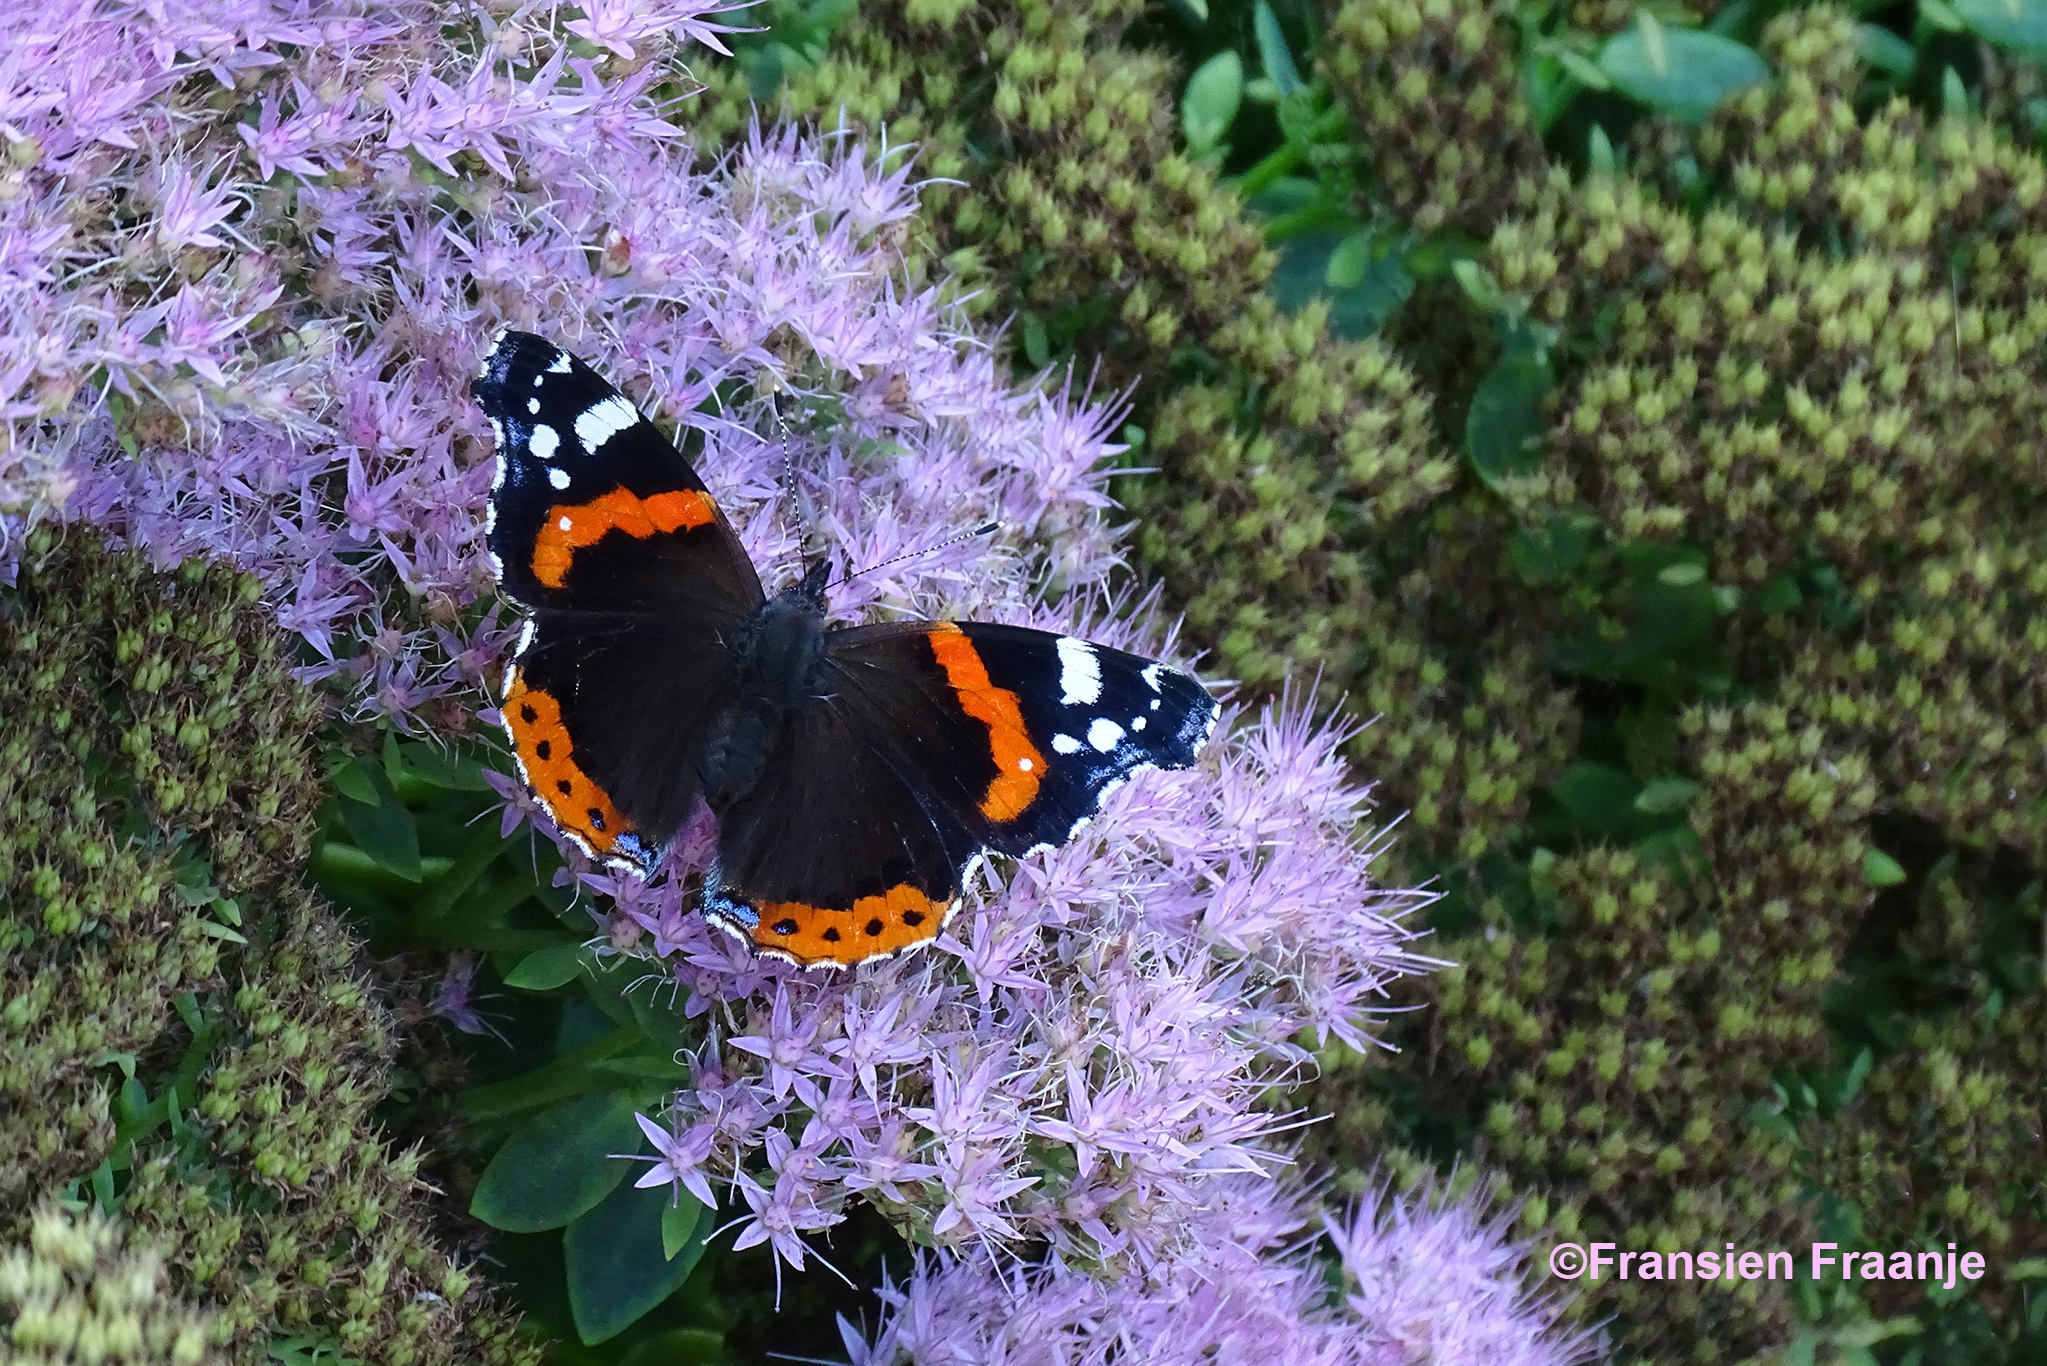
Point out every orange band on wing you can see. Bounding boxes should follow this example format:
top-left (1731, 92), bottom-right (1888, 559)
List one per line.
top-left (752, 884), bottom-right (953, 968)
top-left (504, 673), bottom-right (632, 856)
top-left (531, 488), bottom-right (716, 588)
top-left (926, 623), bottom-right (1045, 822)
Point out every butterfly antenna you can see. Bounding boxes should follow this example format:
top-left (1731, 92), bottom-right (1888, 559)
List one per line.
top-left (828, 520), bottom-right (1001, 591)
top-left (756, 371), bottom-right (808, 546)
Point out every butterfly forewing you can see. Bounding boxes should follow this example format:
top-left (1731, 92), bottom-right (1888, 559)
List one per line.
top-left (476, 330), bottom-right (763, 871)
top-left (477, 329), bottom-right (763, 616)
top-left (930, 622), bottom-right (1218, 855)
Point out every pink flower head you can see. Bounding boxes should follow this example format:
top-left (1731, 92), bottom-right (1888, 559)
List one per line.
top-left (844, 1174), bottom-right (1599, 1366)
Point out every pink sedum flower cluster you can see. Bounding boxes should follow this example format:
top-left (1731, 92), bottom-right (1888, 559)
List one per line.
top-left (844, 1175), bottom-right (1599, 1366)
top-left (6, 0), bottom-right (1588, 1358)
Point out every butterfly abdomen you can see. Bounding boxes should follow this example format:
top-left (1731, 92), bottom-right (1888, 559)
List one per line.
top-left (696, 581), bottom-right (829, 809)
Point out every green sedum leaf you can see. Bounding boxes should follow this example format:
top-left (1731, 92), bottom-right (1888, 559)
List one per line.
top-left (565, 1179), bottom-right (711, 1344)
top-left (1853, 23), bottom-right (1918, 76)
top-left (1864, 849), bottom-right (1908, 887)
top-left (1466, 346), bottom-right (1553, 487)
top-left (1253, 0), bottom-right (1300, 97)
top-left (339, 797), bottom-right (421, 882)
top-left (503, 942), bottom-right (591, 991)
top-left (332, 756), bottom-right (384, 805)
top-left (619, 1329), bottom-right (726, 1366)
top-left (1182, 51), bottom-right (1243, 151)
top-left (1635, 777), bottom-right (1702, 814)
top-left (1949, 0), bottom-right (2047, 60)
top-left (1325, 230), bottom-right (1373, 289)
top-left (661, 1194), bottom-right (703, 1260)
top-left (1598, 20), bottom-right (1771, 123)
top-left (1550, 762), bottom-right (1646, 838)
top-left (470, 1091), bottom-right (644, 1233)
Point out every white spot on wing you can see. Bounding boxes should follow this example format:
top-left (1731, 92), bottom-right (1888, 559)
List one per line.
top-left (1141, 663), bottom-right (1163, 692)
top-left (528, 396), bottom-right (540, 414)
top-left (528, 424), bottom-right (560, 461)
top-left (1018, 757), bottom-right (1034, 771)
top-left (546, 351), bottom-right (572, 374)
top-left (558, 515), bottom-right (573, 531)
top-left (1056, 637), bottom-right (1102, 706)
top-left (574, 394), bottom-right (638, 452)
top-left (515, 617), bottom-right (536, 657)
top-left (1052, 733), bottom-right (1082, 755)
top-left (1087, 718), bottom-right (1125, 752)
top-left (477, 329), bottom-right (507, 377)
top-left (548, 466), bottom-right (571, 490)
top-left (1131, 716), bottom-right (1146, 731)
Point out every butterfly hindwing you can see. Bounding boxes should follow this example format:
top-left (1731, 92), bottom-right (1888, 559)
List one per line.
top-left (699, 702), bottom-right (983, 968)
top-left (503, 615), bottom-right (746, 872)
top-left (476, 330), bottom-right (765, 871)
top-left (699, 620), bottom-right (1217, 968)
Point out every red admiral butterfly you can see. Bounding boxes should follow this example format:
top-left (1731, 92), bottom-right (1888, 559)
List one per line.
top-left (474, 330), bottom-right (1218, 969)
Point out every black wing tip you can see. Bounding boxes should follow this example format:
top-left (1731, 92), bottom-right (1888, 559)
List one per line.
top-left (473, 329), bottom-right (564, 398)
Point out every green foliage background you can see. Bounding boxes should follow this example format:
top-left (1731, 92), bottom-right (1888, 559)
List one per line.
top-left (7, 0), bottom-right (2047, 1363)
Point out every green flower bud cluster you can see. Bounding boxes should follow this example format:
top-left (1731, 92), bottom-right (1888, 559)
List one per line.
top-left (1124, 310), bottom-right (1569, 870)
top-left (1308, 11), bottom-right (2047, 1351)
top-left (784, 4), bottom-right (1265, 369)
top-left (1318, 843), bottom-right (1818, 1357)
top-left (0, 1203), bottom-right (220, 1364)
top-left (118, 886), bottom-right (527, 1364)
top-left (1697, 6), bottom-right (1863, 227)
top-left (1325, 0), bottom-right (1544, 236)
top-left (1494, 12), bottom-right (2047, 595)
top-left (1300, 489), bottom-right (1578, 860)
top-left (1683, 694), bottom-right (1880, 929)
top-left (1979, 38), bottom-right (2047, 133)
top-left (1810, 858), bottom-right (2044, 1326)
top-left (0, 528), bottom-right (535, 1366)
top-left (1, 529), bottom-right (276, 1204)
top-left (1564, 0), bottom-right (1704, 35)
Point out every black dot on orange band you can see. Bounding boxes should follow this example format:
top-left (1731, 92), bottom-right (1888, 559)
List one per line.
top-left (902, 910), bottom-right (925, 926)
top-left (865, 918), bottom-right (884, 936)
top-left (520, 704), bottom-right (538, 723)
top-left (772, 919), bottom-right (798, 936)
top-left (822, 927), bottom-right (841, 942)
top-left (588, 809), bottom-right (606, 830)
top-left (535, 740), bottom-right (551, 760)
top-left (555, 779), bottom-right (572, 794)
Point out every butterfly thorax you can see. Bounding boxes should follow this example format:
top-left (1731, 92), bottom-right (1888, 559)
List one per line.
top-left (695, 568), bottom-right (829, 809)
